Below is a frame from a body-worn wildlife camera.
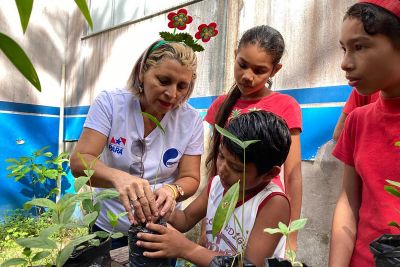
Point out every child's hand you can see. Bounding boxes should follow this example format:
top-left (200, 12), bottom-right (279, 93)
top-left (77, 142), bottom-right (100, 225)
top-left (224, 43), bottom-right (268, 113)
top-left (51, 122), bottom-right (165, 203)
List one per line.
top-left (136, 222), bottom-right (190, 259)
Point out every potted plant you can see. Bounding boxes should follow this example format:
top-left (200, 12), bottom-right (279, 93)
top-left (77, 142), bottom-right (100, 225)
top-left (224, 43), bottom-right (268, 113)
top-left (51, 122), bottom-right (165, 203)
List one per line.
top-left (264, 219), bottom-right (308, 267)
top-left (1, 150), bottom-right (124, 267)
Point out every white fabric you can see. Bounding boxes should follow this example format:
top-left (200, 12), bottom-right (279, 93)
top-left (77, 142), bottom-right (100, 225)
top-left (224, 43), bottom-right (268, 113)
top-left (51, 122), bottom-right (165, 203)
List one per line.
top-left (83, 88), bottom-right (204, 233)
top-left (204, 176), bottom-right (286, 258)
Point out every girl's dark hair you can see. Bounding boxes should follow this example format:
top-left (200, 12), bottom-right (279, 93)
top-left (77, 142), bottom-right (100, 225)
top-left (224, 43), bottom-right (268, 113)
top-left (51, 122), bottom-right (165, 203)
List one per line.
top-left (222, 111), bottom-right (291, 176)
top-left (345, 3), bottom-right (400, 49)
top-left (206, 25), bottom-right (285, 177)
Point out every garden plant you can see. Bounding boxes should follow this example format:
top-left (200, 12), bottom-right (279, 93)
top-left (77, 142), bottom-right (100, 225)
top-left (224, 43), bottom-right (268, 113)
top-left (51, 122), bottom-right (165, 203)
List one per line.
top-left (1, 150), bottom-right (123, 267)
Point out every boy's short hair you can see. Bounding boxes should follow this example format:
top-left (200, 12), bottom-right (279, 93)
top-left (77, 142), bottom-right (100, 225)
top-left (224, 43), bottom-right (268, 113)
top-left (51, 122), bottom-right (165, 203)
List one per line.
top-left (345, 2), bottom-right (400, 49)
top-left (222, 110), bottom-right (292, 176)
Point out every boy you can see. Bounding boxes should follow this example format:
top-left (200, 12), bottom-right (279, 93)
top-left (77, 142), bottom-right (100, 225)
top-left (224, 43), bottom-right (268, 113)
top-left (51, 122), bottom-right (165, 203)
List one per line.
top-left (135, 110), bottom-right (292, 267)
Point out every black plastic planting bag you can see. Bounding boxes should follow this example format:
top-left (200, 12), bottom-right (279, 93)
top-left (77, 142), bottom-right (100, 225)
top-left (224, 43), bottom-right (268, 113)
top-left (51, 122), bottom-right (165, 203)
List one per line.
top-left (128, 219), bottom-right (172, 267)
top-left (64, 238), bottom-right (112, 267)
top-left (370, 234), bottom-right (400, 267)
top-left (264, 258), bottom-right (309, 267)
top-left (209, 255), bottom-right (255, 267)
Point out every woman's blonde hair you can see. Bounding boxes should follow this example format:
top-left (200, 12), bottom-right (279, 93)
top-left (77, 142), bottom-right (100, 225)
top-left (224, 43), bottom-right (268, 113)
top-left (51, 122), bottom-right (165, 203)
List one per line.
top-left (127, 40), bottom-right (197, 105)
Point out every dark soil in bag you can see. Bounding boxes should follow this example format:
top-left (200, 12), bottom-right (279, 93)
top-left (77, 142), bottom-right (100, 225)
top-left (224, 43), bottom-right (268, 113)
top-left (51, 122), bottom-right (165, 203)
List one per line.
top-left (64, 238), bottom-right (112, 267)
top-left (129, 219), bottom-right (173, 267)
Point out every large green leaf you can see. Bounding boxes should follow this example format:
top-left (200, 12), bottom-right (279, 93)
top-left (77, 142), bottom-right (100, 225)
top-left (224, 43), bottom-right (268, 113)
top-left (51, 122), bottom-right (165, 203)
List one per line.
top-left (0, 258), bottom-right (28, 267)
top-left (74, 0), bottom-right (93, 29)
top-left (59, 203), bottom-right (77, 224)
top-left (215, 124), bottom-right (244, 148)
top-left (16, 236), bottom-right (57, 249)
top-left (32, 251), bottom-right (51, 262)
top-left (0, 32), bottom-right (41, 91)
top-left (74, 175), bottom-right (90, 192)
top-left (289, 218), bottom-right (308, 233)
top-left (24, 198), bottom-right (56, 211)
top-left (83, 211), bottom-right (98, 226)
top-left (95, 189), bottom-right (120, 201)
top-left (15, 0), bottom-right (34, 33)
top-left (212, 181), bottom-right (240, 239)
top-left (141, 112), bottom-right (165, 134)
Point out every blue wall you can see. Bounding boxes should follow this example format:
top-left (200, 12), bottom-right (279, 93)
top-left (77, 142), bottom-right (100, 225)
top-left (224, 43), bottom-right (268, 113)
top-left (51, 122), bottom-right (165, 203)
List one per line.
top-left (0, 84), bottom-right (351, 215)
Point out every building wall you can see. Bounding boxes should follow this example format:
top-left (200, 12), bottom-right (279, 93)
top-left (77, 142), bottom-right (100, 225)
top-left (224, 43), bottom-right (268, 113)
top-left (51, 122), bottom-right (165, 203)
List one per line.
top-left (0, 1), bottom-right (357, 265)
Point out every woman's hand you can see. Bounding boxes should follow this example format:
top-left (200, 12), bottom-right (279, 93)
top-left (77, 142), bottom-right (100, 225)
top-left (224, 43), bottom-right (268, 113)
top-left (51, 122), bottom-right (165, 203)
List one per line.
top-left (154, 186), bottom-right (176, 220)
top-left (136, 223), bottom-right (190, 259)
top-left (113, 174), bottom-right (158, 224)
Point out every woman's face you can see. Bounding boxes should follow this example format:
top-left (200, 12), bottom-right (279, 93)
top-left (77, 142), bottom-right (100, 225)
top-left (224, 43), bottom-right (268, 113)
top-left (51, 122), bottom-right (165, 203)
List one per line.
top-left (340, 18), bottom-right (400, 97)
top-left (140, 58), bottom-right (193, 119)
top-left (234, 44), bottom-right (281, 99)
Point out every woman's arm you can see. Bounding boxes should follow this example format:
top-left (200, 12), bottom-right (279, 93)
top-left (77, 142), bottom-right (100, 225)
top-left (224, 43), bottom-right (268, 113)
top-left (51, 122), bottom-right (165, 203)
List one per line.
top-left (155, 154), bottom-right (201, 217)
top-left (70, 128), bottom-right (158, 224)
top-left (329, 164), bottom-right (361, 267)
top-left (245, 194), bottom-right (290, 266)
top-left (284, 129), bottom-right (302, 250)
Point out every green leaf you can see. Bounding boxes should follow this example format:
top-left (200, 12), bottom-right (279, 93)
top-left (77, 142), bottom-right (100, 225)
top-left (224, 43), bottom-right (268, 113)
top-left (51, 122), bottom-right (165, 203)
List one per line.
top-left (389, 221), bottom-right (400, 229)
top-left (107, 210), bottom-right (118, 227)
top-left (188, 43), bottom-right (204, 52)
top-left (395, 141), bottom-right (400, 147)
top-left (264, 227), bottom-right (282, 235)
top-left (32, 251), bottom-right (51, 262)
top-left (22, 247), bottom-right (32, 257)
top-left (141, 112), bottom-right (165, 134)
top-left (16, 236), bottom-right (57, 249)
top-left (94, 231), bottom-right (109, 239)
top-left (95, 189), bottom-right (120, 201)
top-left (83, 211), bottom-right (98, 226)
top-left (384, 185), bottom-right (400, 198)
top-left (111, 232), bottom-right (124, 239)
top-left (0, 258), bottom-right (28, 267)
top-left (89, 238), bottom-right (100, 246)
top-left (289, 218), bottom-right (308, 233)
top-left (74, 0), bottom-right (93, 29)
top-left (0, 32), bottom-right (41, 91)
top-left (5, 158), bottom-right (19, 163)
top-left (39, 225), bottom-right (62, 239)
top-left (59, 203), bottom-right (76, 224)
top-left (42, 152), bottom-right (53, 158)
top-left (242, 140), bottom-right (260, 149)
top-left (84, 169), bottom-right (95, 177)
top-left (74, 176), bottom-right (90, 192)
top-left (33, 146), bottom-right (50, 156)
top-left (278, 222), bottom-right (289, 235)
top-left (82, 198), bottom-right (94, 213)
top-left (24, 198), bottom-right (56, 210)
top-left (212, 181), bottom-right (240, 238)
top-left (215, 124), bottom-right (244, 148)
top-left (386, 179), bottom-right (400, 189)
top-left (15, 0), bottom-right (33, 33)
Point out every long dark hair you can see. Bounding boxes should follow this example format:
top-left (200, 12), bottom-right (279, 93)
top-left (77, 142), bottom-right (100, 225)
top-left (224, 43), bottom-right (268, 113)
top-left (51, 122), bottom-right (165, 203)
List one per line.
top-left (206, 25), bottom-right (285, 177)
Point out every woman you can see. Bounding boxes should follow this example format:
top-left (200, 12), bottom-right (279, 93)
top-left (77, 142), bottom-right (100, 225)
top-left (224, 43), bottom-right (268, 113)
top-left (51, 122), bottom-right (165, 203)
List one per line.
top-left (70, 40), bottom-right (204, 248)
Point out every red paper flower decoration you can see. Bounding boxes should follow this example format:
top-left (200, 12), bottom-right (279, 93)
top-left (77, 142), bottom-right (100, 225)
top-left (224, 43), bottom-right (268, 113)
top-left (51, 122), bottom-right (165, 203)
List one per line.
top-left (195, 23), bottom-right (218, 42)
top-left (167, 9), bottom-right (193, 30)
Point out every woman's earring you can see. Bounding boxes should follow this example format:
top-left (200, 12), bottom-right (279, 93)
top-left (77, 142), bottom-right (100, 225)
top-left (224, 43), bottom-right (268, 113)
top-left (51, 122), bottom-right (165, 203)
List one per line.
top-left (138, 83), bottom-right (144, 93)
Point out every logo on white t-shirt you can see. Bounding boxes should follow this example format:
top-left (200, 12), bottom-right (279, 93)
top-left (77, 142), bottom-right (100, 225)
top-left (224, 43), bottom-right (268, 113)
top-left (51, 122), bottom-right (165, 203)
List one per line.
top-left (108, 136), bottom-right (126, 155)
top-left (163, 148), bottom-right (182, 168)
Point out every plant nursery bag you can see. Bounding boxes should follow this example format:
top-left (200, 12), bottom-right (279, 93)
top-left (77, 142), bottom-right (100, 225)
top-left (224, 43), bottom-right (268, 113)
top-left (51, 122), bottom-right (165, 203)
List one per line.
top-left (128, 219), bottom-right (173, 267)
top-left (370, 234), bottom-right (400, 267)
top-left (64, 238), bottom-right (112, 267)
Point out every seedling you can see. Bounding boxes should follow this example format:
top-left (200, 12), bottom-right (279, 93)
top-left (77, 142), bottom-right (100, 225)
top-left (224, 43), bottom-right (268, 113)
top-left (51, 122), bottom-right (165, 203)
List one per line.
top-left (264, 218), bottom-right (308, 267)
top-left (211, 124), bottom-right (259, 265)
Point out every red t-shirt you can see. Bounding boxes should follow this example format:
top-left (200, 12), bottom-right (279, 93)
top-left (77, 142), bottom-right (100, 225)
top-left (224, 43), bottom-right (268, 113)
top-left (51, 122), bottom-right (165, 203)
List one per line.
top-left (343, 89), bottom-right (380, 115)
top-left (333, 95), bottom-right (400, 267)
top-left (205, 92), bottom-right (302, 190)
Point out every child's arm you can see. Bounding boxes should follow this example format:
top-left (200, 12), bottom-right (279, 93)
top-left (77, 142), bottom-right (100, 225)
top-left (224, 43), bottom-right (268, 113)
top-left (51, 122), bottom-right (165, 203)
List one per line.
top-left (329, 165), bottom-right (361, 267)
top-left (245, 194), bottom-right (290, 267)
top-left (137, 222), bottom-right (221, 267)
top-left (167, 185), bottom-right (209, 232)
top-left (284, 129), bottom-right (302, 250)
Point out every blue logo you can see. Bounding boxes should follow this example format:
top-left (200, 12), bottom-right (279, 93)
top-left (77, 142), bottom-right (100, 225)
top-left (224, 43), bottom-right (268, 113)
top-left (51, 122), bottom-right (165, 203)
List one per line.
top-left (163, 148), bottom-right (182, 168)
